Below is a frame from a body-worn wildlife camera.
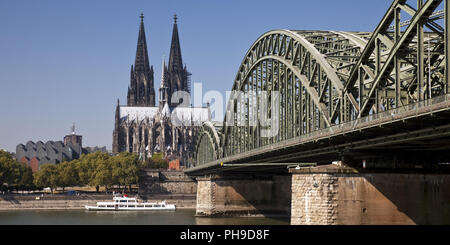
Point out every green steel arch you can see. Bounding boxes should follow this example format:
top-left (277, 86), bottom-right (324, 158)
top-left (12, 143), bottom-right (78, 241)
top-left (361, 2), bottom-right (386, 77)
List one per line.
top-left (220, 29), bottom-right (369, 158)
top-left (194, 0), bottom-right (448, 169)
top-left (194, 121), bottom-right (222, 166)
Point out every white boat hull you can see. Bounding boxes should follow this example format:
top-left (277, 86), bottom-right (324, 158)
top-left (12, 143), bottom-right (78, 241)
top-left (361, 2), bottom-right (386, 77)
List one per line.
top-left (85, 205), bottom-right (176, 211)
top-left (85, 196), bottom-right (175, 211)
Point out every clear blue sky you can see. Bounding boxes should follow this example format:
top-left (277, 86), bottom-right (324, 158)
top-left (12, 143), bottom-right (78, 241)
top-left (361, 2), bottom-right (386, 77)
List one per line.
top-left (0, 0), bottom-right (394, 152)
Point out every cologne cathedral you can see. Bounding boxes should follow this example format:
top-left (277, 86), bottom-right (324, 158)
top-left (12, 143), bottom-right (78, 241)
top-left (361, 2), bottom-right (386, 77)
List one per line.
top-left (112, 14), bottom-right (210, 166)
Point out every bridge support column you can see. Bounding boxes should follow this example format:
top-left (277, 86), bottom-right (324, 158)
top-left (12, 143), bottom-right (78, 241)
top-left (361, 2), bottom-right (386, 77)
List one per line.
top-left (196, 177), bottom-right (216, 216)
top-left (290, 168), bottom-right (340, 225)
top-left (290, 164), bottom-right (450, 225)
top-left (195, 174), bottom-right (291, 217)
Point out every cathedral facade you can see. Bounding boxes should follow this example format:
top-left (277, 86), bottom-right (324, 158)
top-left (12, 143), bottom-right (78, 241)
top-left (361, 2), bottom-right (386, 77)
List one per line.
top-left (112, 14), bottom-right (210, 166)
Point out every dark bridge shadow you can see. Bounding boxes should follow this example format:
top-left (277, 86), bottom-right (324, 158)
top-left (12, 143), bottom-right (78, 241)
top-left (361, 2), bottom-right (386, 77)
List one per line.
top-left (211, 172), bottom-right (292, 223)
top-left (351, 169), bottom-right (450, 225)
top-left (338, 142), bottom-right (450, 224)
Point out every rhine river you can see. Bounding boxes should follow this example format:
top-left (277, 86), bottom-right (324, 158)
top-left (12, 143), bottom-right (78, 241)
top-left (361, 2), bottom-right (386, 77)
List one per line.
top-left (0, 209), bottom-right (289, 225)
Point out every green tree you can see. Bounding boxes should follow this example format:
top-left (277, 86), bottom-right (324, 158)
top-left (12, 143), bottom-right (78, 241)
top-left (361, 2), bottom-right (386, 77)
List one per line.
top-left (58, 161), bottom-right (79, 191)
top-left (0, 150), bottom-right (33, 189)
top-left (112, 152), bottom-right (141, 191)
top-left (76, 155), bottom-right (93, 185)
top-left (91, 156), bottom-right (113, 192)
top-left (143, 152), bottom-right (168, 169)
top-left (76, 152), bottom-right (111, 192)
top-left (0, 150), bottom-right (16, 185)
top-left (33, 164), bottom-right (59, 193)
top-left (18, 164), bottom-right (33, 187)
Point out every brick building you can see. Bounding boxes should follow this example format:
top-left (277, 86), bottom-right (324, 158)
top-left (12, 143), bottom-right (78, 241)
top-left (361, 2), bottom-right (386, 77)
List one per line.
top-left (16, 125), bottom-right (106, 172)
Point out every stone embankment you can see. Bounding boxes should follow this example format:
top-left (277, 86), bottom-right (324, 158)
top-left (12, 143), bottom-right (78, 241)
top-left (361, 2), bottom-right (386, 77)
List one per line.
top-left (0, 170), bottom-right (198, 210)
top-left (0, 193), bottom-right (196, 210)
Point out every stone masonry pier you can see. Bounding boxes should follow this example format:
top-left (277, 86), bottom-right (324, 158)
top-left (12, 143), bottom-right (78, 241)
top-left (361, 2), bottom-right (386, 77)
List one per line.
top-left (195, 174), bottom-right (291, 217)
top-left (290, 165), bottom-right (450, 225)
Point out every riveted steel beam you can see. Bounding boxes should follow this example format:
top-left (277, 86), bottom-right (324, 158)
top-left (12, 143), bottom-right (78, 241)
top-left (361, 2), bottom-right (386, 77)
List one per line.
top-left (191, 0), bottom-right (449, 175)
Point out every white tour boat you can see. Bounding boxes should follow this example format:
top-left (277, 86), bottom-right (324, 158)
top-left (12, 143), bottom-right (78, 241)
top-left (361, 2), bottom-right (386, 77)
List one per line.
top-left (85, 195), bottom-right (176, 211)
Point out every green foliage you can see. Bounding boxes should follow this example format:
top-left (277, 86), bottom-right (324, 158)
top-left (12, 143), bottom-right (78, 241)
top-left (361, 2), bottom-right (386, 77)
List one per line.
top-left (0, 150), bottom-right (34, 187)
top-left (0, 150), bottom-right (17, 184)
top-left (91, 153), bottom-right (113, 189)
top-left (58, 161), bottom-right (79, 189)
top-left (76, 152), bottom-right (110, 186)
top-left (0, 150), bottom-right (144, 192)
top-left (18, 165), bottom-right (33, 187)
top-left (29, 152), bottom-right (143, 192)
top-left (143, 152), bottom-right (169, 169)
top-left (112, 152), bottom-right (140, 187)
top-left (33, 164), bottom-right (59, 192)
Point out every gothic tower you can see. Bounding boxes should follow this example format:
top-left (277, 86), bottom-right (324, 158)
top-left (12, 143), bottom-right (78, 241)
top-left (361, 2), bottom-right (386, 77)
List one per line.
top-left (127, 13), bottom-right (155, 107)
top-left (112, 99), bottom-right (121, 154)
top-left (159, 56), bottom-right (170, 110)
top-left (114, 14), bottom-right (206, 164)
top-left (167, 14), bottom-right (191, 107)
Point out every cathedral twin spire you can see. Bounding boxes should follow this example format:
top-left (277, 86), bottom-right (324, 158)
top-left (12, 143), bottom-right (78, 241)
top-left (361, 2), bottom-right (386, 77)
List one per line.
top-left (167, 15), bottom-right (186, 92)
top-left (127, 13), bottom-right (155, 107)
top-left (114, 13), bottom-right (191, 155)
top-left (127, 13), bottom-right (190, 108)
top-left (135, 13), bottom-right (151, 73)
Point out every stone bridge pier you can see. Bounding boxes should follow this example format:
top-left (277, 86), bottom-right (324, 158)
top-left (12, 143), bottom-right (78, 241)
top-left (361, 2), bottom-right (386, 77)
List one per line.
top-left (290, 164), bottom-right (450, 225)
top-left (195, 174), bottom-right (291, 217)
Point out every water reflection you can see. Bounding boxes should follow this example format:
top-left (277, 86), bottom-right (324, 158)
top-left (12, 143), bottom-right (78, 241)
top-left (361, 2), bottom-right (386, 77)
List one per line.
top-left (0, 209), bottom-right (289, 225)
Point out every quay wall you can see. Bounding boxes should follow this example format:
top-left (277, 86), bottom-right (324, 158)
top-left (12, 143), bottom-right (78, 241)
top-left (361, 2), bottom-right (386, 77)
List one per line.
top-left (139, 170), bottom-right (197, 195)
top-left (0, 194), bottom-right (196, 210)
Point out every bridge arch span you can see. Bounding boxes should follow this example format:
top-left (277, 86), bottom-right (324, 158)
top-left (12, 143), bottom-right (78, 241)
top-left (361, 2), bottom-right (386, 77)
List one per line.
top-left (191, 0), bottom-right (449, 174)
top-left (194, 121), bottom-right (222, 166)
top-left (221, 30), bottom-right (366, 158)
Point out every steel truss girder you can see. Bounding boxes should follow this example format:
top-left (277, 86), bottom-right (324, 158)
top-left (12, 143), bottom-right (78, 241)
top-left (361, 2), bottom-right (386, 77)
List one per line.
top-left (219, 30), bottom-right (367, 159)
top-left (345, 0), bottom-right (445, 119)
top-left (192, 0), bottom-right (448, 171)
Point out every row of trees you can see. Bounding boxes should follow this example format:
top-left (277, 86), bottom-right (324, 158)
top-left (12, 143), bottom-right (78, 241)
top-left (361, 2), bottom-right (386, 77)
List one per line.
top-left (1, 150), bottom-right (170, 193)
top-left (33, 152), bottom-right (142, 193)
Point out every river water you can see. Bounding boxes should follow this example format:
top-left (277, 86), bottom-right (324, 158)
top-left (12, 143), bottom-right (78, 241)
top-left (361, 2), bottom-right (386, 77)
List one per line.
top-left (0, 209), bottom-right (289, 225)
